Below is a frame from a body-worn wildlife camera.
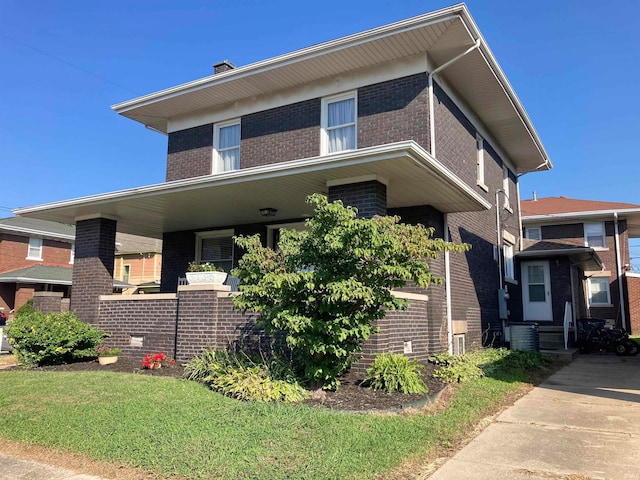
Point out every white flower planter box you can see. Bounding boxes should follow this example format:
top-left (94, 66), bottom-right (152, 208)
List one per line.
top-left (186, 271), bottom-right (228, 285)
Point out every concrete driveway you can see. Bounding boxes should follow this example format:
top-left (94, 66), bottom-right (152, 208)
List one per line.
top-left (427, 354), bottom-right (640, 480)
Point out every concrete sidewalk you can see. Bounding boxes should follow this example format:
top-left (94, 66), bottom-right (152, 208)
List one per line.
top-left (427, 355), bottom-right (640, 480)
top-left (0, 453), bottom-right (108, 480)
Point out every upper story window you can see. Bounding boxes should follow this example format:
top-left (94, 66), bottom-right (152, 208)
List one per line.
top-left (584, 222), bottom-right (606, 248)
top-left (214, 120), bottom-right (240, 173)
top-left (69, 243), bottom-right (75, 264)
top-left (195, 229), bottom-right (234, 273)
top-left (27, 237), bottom-right (43, 260)
top-left (321, 92), bottom-right (357, 154)
top-left (525, 227), bottom-right (542, 240)
top-left (503, 242), bottom-right (515, 280)
top-left (588, 276), bottom-right (611, 306)
top-left (476, 134), bottom-right (486, 189)
top-left (502, 167), bottom-right (511, 210)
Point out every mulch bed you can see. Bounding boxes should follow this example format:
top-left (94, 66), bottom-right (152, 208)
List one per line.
top-left (26, 356), bottom-right (447, 412)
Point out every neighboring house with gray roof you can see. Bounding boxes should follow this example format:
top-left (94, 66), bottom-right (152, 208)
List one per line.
top-left (0, 216), bottom-right (75, 315)
top-left (0, 217), bottom-right (141, 316)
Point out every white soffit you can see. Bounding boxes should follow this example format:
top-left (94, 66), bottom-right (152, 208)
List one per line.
top-left (15, 142), bottom-right (490, 238)
top-left (112, 4), bottom-right (549, 173)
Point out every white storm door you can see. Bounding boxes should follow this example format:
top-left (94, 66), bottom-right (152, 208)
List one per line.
top-left (522, 260), bottom-right (553, 321)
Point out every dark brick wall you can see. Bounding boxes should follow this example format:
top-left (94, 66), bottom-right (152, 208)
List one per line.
top-left (71, 218), bottom-right (116, 324)
top-left (241, 99), bottom-right (320, 168)
top-left (161, 230), bottom-right (196, 293)
top-left (541, 223), bottom-right (584, 246)
top-left (626, 275), bottom-right (640, 334)
top-left (358, 73), bottom-right (430, 151)
top-left (32, 292), bottom-right (64, 314)
top-left (328, 181), bottom-right (387, 218)
top-left (97, 297), bottom-right (178, 357)
top-left (166, 124), bottom-right (213, 181)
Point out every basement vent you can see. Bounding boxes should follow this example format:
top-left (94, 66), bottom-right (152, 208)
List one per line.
top-left (130, 336), bottom-right (144, 348)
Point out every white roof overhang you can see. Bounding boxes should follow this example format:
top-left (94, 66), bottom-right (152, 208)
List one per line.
top-left (517, 247), bottom-right (604, 271)
top-left (522, 209), bottom-right (640, 238)
top-left (14, 141), bottom-right (491, 238)
top-left (112, 4), bottom-right (550, 174)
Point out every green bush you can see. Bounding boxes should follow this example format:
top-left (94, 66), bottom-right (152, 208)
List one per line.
top-left (364, 352), bottom-right (428, 394)
top-left (6, 310), bottom-right (105, 366)
top-left (429, 348), bottom-right (551, 384)
top-left (184, 349), bottom-right (309, 403)
top-left (14, 299), bottom-right (33, 318)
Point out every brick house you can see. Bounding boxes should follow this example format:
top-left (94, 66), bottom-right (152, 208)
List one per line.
top-left (114, 234), bottom-right (163, 294)
top-left (0, 217), bottom-right (75, 316)
top-left (519, 196), bottom-right (640, 342)
top-left (14, 5), bottom-right (552, 366)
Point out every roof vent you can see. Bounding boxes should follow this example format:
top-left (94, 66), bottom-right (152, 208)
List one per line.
top-left (213, 60), bottom-right (235, 75)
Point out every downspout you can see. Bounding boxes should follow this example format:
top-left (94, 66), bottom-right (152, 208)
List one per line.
top-left (427, 37), bottom-right (481, 354)
top-left (495, 189), bottom-right (504, 291)
top-left (444, 214), bottom-right (453, 354)
top-left (614, 212), bottom-right (628, 330)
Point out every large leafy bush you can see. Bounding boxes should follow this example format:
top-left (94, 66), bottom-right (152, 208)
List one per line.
top-left (233, 194), bottom-right (468, 390)
top-left (7, 310), bottom-right (105, 366)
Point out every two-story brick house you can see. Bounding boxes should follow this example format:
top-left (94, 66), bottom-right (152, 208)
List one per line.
top-left (0, 216), bottom-right (75, 316)
top-left (14, 5), bottom-right (551, 364)
top-left (519, 196), bottom-right (640, 340)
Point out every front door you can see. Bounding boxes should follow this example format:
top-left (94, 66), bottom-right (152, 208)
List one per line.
top-left (522, 260), bottom-right (553, 321)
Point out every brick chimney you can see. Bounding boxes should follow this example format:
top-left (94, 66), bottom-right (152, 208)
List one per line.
top-left (213, 60), bottom-right (235, 74)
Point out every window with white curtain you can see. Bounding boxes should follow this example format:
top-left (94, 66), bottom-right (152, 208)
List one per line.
top-left (321, 92), bottom-right (356, 154)
top-left (503, 242), bottom-right (515, 280)
top-left (214, 120), bottom-right (240, 173)
top-left (588, 276), bottom-right (611, 305)
top-left (584, 222), bottom-right (606, 248)
top-left (27, 237), bottom-right (43, 260)
top-left (502, 167), bottom-right (511, 209)
top-left (476, 134), bottom-right (485, 187)
top-left (525, 227), bottom-right (542, 240)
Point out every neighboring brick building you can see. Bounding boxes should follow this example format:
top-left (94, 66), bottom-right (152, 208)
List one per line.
top-left (520, 196), bottom-right (640, 336)
top-left (15, 6), bottom-right (552, 362)
top-left (0, 216), bottom-right (75, 316)
top-left (114, 233), bottom-right (163, 294)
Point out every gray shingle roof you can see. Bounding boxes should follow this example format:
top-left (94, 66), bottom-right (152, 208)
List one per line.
top-left (0, 216), bottom-right (75, 239)
top-left (115, 233), bottom-right (162, 254)
top-left (0, 265), bottom-right (132, 288)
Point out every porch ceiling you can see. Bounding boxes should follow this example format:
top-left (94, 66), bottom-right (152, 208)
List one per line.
top-left (14, 141), bottom-right (491, 239)
top-left (112, 4), bottom-right (550, 174)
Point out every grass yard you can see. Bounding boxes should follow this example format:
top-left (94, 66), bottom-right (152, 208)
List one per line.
top-left (0, 359), bottom-right (551, 480)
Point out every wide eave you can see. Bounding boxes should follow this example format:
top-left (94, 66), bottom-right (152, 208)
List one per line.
top-left (112, 4), bottom-right (550, 174)
top-left (14, 141), bottom-right (491, 238)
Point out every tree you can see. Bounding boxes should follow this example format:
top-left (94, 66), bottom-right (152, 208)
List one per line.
top-left (233, 194), bottom-right (468, 389)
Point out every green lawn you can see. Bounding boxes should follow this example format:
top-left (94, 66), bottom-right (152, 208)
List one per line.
top-left (0, 365), bottom-right (542, 480)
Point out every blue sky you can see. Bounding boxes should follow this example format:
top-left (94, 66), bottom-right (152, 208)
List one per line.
top-left (1, 1), bottom-right (639, 214)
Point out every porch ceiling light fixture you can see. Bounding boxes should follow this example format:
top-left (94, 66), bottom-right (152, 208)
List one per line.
top-left (259, 207), bottom-right (278, 217)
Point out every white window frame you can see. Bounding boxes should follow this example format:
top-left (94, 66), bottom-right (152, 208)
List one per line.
top-left (503, 242), bottom-right (515, 281)
top-left (502, 167), bottom-right (512, 211)
top-left (453, 334), bottom-right (466, 356)
top-left (213, 119), bottom-right (241, 174)
top-left (195, 229), bottom-right (235, 273)
top-left (476, 134), bottom-right (487, 190)
top-left (321, 91), bottom-right (357, 155)
top-left (69, 243), bottom-right (75, 264)
top-left (584, 222), bottom-right (606, 249)
top-left (587, 276), bottom-right (611, 306)
top-left (525, 226), bottom-right (542, 240)
top-left (26, 237), bottom-right (43, 261)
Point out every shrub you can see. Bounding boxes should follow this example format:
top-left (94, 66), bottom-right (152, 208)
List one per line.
top-left (184, 349), bottom-right (309, 403)
top-left (429, 348), bottom-right (551, 383)
top-left (364, 352), bottom-right (428, 394)
top-left (14, 299), bottom-right (33, 318)
top-left (233, 194), bottom-right (469, 390)
top-left (7, 311), bottom-right (105, 366)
